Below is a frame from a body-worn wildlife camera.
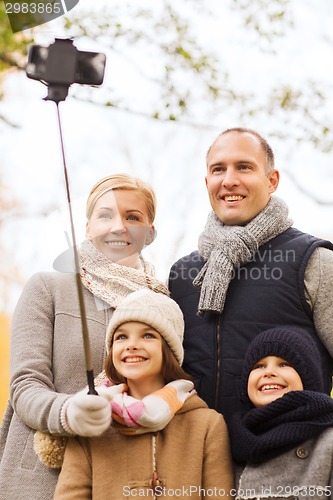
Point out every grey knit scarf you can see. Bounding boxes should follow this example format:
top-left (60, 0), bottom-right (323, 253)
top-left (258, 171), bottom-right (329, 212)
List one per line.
top-left (193, 196), bottom-right (293, 315)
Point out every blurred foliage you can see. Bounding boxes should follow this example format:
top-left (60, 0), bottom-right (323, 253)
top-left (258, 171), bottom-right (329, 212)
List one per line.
top-left (0, 312), bottom-right (10, 422)
top-left (0, 0), bottom-right (332, 155)
top-left (62, 2), bottom-right (225, 122)
top-left (61, 0), bottom-right (333, 153)
top-left (231, 0), bottom-right (294, 42)
top-left (0, 2), bottom-right (33, 72)
top-left (0, 178), bottom-right (22, 310)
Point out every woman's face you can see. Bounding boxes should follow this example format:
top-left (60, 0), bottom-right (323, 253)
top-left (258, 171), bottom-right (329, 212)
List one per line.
top-left (86, 189), bottom-right (154, 266)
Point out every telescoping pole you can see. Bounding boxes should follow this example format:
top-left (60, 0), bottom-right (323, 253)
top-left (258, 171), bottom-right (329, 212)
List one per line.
top-left (55, 101), bottom-right (98, 395)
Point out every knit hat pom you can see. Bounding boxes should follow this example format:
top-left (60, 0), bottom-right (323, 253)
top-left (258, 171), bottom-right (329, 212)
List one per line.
top-left (33, 431), bottom-right (67, 469)
top-left (106, 289), bottom-right (185, 365)
top-left (241, 326), bottom-right (324, 400)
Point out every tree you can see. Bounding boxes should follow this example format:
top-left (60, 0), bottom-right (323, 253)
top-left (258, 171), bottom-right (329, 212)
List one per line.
top-left (0, 4), bottom-right (33, 71)
top-left (0, 0), bottom-right (332, 152)
top-left (59, 0), bottom-right (333, 154)
top-left (0, 2), bottom-right (34, 128)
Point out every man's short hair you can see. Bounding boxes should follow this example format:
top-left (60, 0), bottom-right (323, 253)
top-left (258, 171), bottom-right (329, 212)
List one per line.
top-left (207, 127), bottom-right (275, 173)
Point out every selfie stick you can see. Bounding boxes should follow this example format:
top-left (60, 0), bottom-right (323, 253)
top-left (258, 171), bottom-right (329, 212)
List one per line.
top-left (55, 102), bottom-right (98, 396)
top-left (26, 39), bottom-right (103, 395)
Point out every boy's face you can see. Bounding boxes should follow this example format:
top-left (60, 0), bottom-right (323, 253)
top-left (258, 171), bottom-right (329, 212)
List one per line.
top-left (247, 355), bottom-right (303, 407)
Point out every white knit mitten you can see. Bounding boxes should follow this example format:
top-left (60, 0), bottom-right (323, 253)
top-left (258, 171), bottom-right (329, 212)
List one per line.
top-left (61, 390), bottom-right (112, 437)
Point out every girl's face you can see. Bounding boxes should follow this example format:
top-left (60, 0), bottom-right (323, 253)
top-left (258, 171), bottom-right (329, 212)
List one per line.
top-left (112, 321), bottom-right (164, 399)
top-left (86, 189), bottom-right (154, 267)
top-left (247, 355), bottom-right (303, 407)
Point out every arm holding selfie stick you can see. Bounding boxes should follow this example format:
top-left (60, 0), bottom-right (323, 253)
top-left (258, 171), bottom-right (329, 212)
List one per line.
top-left (1, 39), bottom-right (166, 496)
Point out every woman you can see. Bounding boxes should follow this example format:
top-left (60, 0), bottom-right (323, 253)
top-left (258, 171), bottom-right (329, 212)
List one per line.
top-left (55, 289), bottom-right (234, 499)
top-left (0, 174), bottom-right (168, 500)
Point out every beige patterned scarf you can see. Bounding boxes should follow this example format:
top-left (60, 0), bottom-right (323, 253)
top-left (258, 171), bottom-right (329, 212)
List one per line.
top-left (80, 240), bottom-right (169, 307)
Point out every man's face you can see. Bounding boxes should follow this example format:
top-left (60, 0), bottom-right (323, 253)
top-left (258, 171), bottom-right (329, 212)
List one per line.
top-left (205, 132), bottom-right (279, 226)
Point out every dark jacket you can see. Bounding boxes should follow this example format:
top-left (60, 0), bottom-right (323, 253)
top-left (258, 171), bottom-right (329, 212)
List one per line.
top-left (169, 228), bottom-right (333, 424)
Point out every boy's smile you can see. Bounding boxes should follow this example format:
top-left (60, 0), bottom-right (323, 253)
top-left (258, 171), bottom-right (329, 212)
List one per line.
top-left (248, 355), bottom-right (303, 407)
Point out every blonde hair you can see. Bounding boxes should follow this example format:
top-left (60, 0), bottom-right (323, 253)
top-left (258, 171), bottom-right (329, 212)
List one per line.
top-left (86, 173), bottom-right (156, 223)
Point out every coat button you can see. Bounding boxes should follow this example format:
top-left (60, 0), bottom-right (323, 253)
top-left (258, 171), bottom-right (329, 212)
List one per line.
top-left (296, 447), bottom-right (309, 459)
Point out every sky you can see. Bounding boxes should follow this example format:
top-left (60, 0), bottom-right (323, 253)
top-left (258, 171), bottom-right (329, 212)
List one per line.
top-left (1, 0), bottom-right (333, 313)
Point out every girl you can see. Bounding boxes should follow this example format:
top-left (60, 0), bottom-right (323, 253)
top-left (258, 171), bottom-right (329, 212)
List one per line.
top-left (229, 327), bottom-right (333, 499)
top-left (0, 174), bottom-right (168, 500)
top-left (54, 289), bottom-right (235, 499)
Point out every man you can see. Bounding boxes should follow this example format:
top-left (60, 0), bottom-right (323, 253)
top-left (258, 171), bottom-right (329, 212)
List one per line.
top-left (168, 127), bottom-right (333, 424)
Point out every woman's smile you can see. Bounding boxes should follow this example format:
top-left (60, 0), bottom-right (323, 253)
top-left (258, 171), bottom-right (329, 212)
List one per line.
top-left (86, 189), bottom-right (154, 267)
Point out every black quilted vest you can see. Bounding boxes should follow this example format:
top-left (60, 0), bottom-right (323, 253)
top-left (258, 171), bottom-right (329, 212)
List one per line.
top-left (169, 227), bottom-right (333, 425)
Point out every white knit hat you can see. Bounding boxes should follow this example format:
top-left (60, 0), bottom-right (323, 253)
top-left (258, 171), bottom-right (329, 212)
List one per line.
top-left (106, 289), bottom-right (184, 364)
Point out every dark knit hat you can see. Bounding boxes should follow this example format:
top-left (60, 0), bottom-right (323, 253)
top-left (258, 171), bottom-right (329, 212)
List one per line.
top-left (242, 327), bottom-right (324, 398)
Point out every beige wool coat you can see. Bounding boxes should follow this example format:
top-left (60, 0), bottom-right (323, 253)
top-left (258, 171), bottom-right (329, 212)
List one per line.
top-left (55, 394), bottom-right (235, 499)
top-left (0, 272), bottom-right (113, 500)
